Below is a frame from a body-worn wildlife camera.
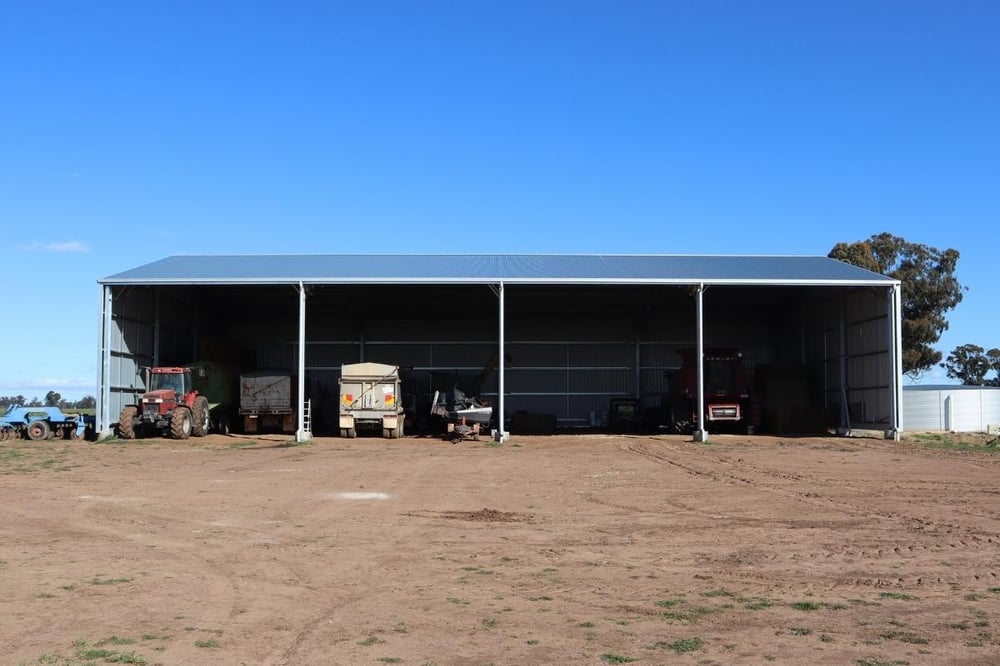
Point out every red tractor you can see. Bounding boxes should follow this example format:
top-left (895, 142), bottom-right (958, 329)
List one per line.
top-left (668, 349), bottom-right (756, 433)
top-left (118, 367), bottom-right (211, 440)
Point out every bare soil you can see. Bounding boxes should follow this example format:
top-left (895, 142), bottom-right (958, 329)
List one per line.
top-left (2, 432), bottom-right (999, 665)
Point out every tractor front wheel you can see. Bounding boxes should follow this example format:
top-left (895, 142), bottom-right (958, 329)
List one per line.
top-left (118, 406), bottom-right (137, 439)
top-left (191, 397), bottom-right (210, 437)
top-left (170, 408), bottom-right (193, 439)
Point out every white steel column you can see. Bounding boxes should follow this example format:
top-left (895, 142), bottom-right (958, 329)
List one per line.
top-left (497, 281), bottom-right (506, 442)
top-left (99, 285), bottom-right (113, 438)
top-left (153, 287), bottom-right (161, 367)
top-left (839, 294), bottom-right (850, 434)
top-left (893, 283), bottom-right (904, 437)
top-left (694, 284), bottom-right (708, 442)
top-left (296, 282), bottom-right (311, 443)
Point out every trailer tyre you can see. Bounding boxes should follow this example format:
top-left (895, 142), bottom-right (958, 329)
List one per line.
top-left (191, 397), bottom-right (210, 437)
top-left (118, 406), bottom-right (137, 439)
top-left (27, 420), bottom-right (51, 441)
top-left (170, 408), bottom-right (193, 439)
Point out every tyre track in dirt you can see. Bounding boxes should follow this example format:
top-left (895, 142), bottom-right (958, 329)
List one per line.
top-left (619, 438), bottom-right (1000, 590)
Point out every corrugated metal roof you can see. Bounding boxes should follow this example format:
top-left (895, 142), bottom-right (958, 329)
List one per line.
top-left (99, 254), bottom-right (897, 286)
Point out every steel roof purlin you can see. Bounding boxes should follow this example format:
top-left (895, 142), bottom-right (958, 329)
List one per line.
top-left (99, 254), bottom-right (899, 287)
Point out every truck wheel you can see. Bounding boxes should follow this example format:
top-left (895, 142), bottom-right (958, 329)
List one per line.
top-left (27, 420), bottom-right (51, 441)
top-left (398, 418), bottom-right (405, 438)
top-left (347, 427), bottom-right (356, 439)
top-left (118, 406), bottom-right (137, 439)
top-left (191, 397), bottom-right (210, 437)
top-left (170, 408), bottom-right (193, 439)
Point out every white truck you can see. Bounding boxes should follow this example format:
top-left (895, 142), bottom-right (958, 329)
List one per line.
top-left (338, 362), bottom-right (404, 438)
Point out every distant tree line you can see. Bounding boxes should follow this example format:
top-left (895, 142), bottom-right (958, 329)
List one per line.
top-left (0, 392), bottom-right (96, 411)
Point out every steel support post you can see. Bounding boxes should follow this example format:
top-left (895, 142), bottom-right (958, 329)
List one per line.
top-left (892, 284), bottom-right (904, 438)
top-left (153, 287), bottom-right (161, 367)
top-left (838, 294), bottom-right (850, 435)
top-left (99, 285), bottom-right (113, 438)
top-left (694, 284), bottom-right (708, 442)
top-left (296, 282), bottom-right (312, 442)
top-left (497, 281), bottom-right (507, 442)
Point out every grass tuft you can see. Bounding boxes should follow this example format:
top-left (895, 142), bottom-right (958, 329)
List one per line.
top-left (652, 637), bottom-right (704, 653)
top-left (601, 653), bottom-right (636, 664)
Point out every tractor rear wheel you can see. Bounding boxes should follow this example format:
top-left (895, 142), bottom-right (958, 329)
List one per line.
top-left (27, 420), bottom-right (51, 441)
top-left (118, 406), bottom-right (137, 439)
top-left (170, 408), bottom-right (193, 439)
top-left (191, 397), bottom-right (210, 437)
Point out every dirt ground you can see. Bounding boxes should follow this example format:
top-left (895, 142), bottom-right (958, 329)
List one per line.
top-left (2, 432), bottom-right (1000, 666)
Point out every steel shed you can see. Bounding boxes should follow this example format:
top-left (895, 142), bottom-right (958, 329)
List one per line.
top-left (903, 385), bottom-right (1000, 432)
top-left (97, 254), bottom-right (902, 442)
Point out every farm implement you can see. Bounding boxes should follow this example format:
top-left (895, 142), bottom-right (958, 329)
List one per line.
top-left (0, 406), bottom-right (92, 441)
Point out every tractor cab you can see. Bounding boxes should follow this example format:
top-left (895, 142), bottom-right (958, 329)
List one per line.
top-left (148, 368), bottom-right (190, 397)
top-left (142, 368), bottom-right (193, 416)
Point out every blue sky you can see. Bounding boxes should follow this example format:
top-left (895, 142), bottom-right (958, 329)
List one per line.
top-left (2, 1), bottom-right (997, 399)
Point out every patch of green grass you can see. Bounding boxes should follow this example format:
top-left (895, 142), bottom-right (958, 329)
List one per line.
top-left (790, 627), bottom-right (812, 636)
top-left (528, 596), bottom-right (553, 601)
top-left (790, 601), bottom-right (846, 611)
top-left (880, 630), bottom-right (929, 645)
top-left (951, 622), bottom-right (970, 630)
top-left (987, 587), bottom-right (1000, 593)
top-left (738, 596), bottom-right (775, 610)
top-left (660, 606), bottom-right (716, 623)
top-left (910, 432), bottom-right (1000, 454)
top-left (71, 639), bottom-right (148, 664)
top-left (701, 589), bottom-right (734, 598)
top-left (358, 635), bottom-right (385, 646)
top-left (377, 659), bottom-right (402, 664)
top-left (446, 597), bottom-right (468, 605)
top-left (820, 634), bottom-right (834, 643)
top-left (481, 618), bottom-right (497, 629)
top-left (879, 592), bottom-right (918, 601)
top-left (526, 639), bottom-right (539, 645)
top-left (36, 592), bottom-right (55, 599)
top-left (578, 622), bottom-right (595, 628)
top-left (652, 637), bottom-right (704, 653)
top-left (964, 593), bottom-right (982, 601)
top-left (601, 653), bottom-right (636, 664)
top-left (655, 597), bottom-right (685, 608)
top-left (194, 639), bottom-right (220, 648)
top-left (79, 648), bottom-right (115, 659)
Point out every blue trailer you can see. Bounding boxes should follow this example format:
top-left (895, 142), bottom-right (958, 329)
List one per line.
top-left (0, 406), bottom-right (92, 441)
